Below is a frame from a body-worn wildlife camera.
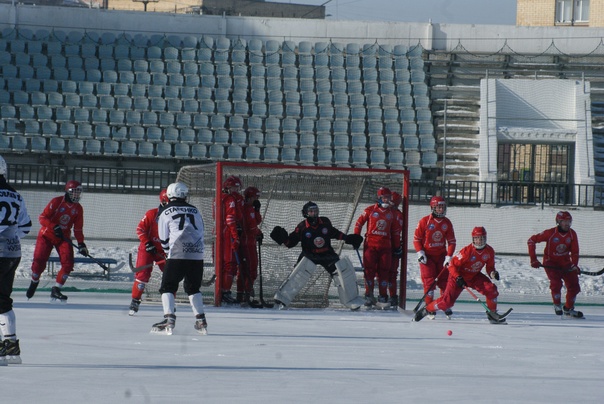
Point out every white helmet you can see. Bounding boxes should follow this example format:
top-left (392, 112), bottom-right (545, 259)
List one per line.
top-left (166, 182), bottom-right (189, 200)
top-left (0, 155), bottom-right (6, 176)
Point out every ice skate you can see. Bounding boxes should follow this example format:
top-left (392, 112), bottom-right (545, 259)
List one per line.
top-left (274, 299), bottom-right (287, 310)
top-left (444, 309), bottom-right (453, 319)
top-left (553, 304), bottom-right (563, 316)
top-left (151, 314), bottom-right (176, 335)
top-left (0, 342), bottom-right (6, 366)
top-left (194, 314), bottom-right (208, 335)
top-left (26, 281), bottom-right (39, 300)
top-left (221, 291), bottom-right (237, 305)
top-left (376, 295), bottom-right (391, 310)
top-left (128, 299), bottom-right (141, 316)
top-left (50, 286), bottom-right (68, 303)
top-left (427, 311), bottom-right (436, 320)
top-left (388, 295), bottom-right (399, 309)
top-left (364, 294), bottom-right (376, 308)
top-left (413, 307), bottom-right (430, 322)
top-left (563, 306), bottom-right (584, 319)
top-left (486, 311), bottom-right (507, 324)
top-left (2, 339), bottom-right (21, 365)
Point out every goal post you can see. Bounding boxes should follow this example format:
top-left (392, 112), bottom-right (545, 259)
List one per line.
top-left (176, 162), bottom-right (410, 308)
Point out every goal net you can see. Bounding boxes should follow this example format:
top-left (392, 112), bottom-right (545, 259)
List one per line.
top-left (147, 162), bottom-right (409, 308)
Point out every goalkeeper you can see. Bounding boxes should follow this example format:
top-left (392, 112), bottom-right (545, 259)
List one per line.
top-left (270, 201), bottom-right (364, 310)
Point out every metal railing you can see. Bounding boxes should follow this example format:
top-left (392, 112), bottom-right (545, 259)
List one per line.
top-left (410, 179), bottom-right (604, 208)
top-left (7, 163), bottom-right (177, 193)
top-left (7, 163), bottom-right (604, 208)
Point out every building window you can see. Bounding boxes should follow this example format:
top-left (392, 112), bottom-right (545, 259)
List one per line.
top-left (556, 0), bottom-right (590, 24)
top-left (497, 143), bottom-right (571, 204)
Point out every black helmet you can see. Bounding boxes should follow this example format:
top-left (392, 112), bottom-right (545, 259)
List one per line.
top-left (302, 201), bottom-right (319, 225)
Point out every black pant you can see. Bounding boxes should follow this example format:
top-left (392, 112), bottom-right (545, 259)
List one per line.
top-left (0, 257), bottom-right (21, 313)
top-left (300, 251), bottom-right (339, 275)
top-left (159, 259), bottom-right (204, 296)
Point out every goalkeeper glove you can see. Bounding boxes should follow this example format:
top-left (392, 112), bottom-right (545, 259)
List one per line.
top-left (53, 224), bottom-right (63, 238)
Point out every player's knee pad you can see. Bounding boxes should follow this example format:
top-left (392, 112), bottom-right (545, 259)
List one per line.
top-left (333, 257), bottom-right (364, 309)
top-left (274, 257), bottom-right (317, 307)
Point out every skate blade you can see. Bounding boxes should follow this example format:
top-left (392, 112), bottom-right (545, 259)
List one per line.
top-left (128, 310), bottom-right (137, 316)
top-left (427, 314), bottom-right (436, 320)
top-left (6, 355), bottom-right (22, 365)
top-left (375, 302), bottom-right (391, 310)
top-left (150, 327), bottom-right (173, 335)
top-left (50, 298), bottom-right (68, 304)
top-left (196, 327), bottom-right (208, 335)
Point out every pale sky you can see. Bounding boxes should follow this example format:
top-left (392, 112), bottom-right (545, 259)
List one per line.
top-left (275, 0), bottom-right (518, 25)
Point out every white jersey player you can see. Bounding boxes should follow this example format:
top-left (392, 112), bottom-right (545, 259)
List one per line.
top-left (0, 155), bottom-right (32, 365)
top-left (151, 182), bottom-right (208, 335)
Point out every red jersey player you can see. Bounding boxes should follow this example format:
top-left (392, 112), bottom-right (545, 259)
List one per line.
top-left (128, 189), bottom-right (169, 315)
top-left (27, 180), bottom-right (88, 302)
top-left (413, 196), bottom-right (456, 318)
top-left (236, 186), bottom-right (263, 305)
top-left (354, 187), bottom-right (402, 309)
top-left (218, 175), bottom-right (244, 304)
top-left (414, 227), bottom-right (505, 324)
top-left (527, 211), bottom-right (583, 318)
top-left (388, 192), bottom-right (404, 307)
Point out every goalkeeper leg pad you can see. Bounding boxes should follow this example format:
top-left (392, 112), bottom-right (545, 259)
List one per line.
top-left (333, 257), bottom-right (364, 310)
top-left (274, 257), bottom-right (317, 307)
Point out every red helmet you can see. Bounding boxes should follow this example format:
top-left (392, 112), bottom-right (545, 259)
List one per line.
top-left (377, 187), bottom-right (392, 198)
top-left (159, 189), bottom-right (169, 205)
top-left (556, 211), bottom-right (572, 224)
top-left (377, 187), bottom-right (392, 208)
top-left (65, 180), bottom-right (82, 203)
top-left (471, 226), bottom-right (487, 250)
top-left (430, 196), bottom-right (446, 217)
top-left (244, 186), bottom-right (260, 200)
top-left (391, 192), bottom-right (402, 207)
top-left (222, 175), bottom-right (242, 193)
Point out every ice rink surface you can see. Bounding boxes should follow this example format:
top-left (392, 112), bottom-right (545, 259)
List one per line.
top-left (3, 292), bottom-right (604, 404)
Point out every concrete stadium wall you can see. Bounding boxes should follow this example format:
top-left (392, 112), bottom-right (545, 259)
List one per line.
top-left (19, 191), bottom-right (604, 258)
top-left (4, 4), bottom-right (604, 54)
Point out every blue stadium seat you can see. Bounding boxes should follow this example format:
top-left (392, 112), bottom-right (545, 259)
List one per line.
top-left (264, 132), bottom-right (281, 147)
top-left (103, 139), bottom-right (120, 156)
top-left (112, 126), bottom-right (128, 141)
top-left (208, 144), bottom-right (225, 160)
top-left (405, 150), bottom-right (421, 166)
top-left (179, 128), bottom-right (196, 144)
top-left (146, 127), bottom-right (162, 142)
top-left (121, 140), bottom-right (137, 157)
top-left (280, 147), bottom-right (297, 164)
top-left (298, 148), bottom-right (314, 163)
top-left (86, 139), bottom-right (102, 155)
top-left (11, 135), bottom-right (28, 153)
top-left (0, 135), bottom-right (12, 152)
top-left (95, 124), bottom-right (112, 140)
top-left (30, 136), bottom-right (47, 153)
top-left (138, 141), bottom-right (155, 158)
top-left (129, 126), bottom-right (145, 142)
top-left (263, 146), bottom-right (280, 162)
top-left (174, 143), bottom-right (190, 159)
top-left (247, 131), bottom-right (264, 146)
top-left (245, 145), bottom-right (261, 161)
top-left (317, 148), bottom-right (333, 165)
top-left (370, 150), bottom-right (387, 168)
top-left (155, 142), bottom-right (173, 158)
